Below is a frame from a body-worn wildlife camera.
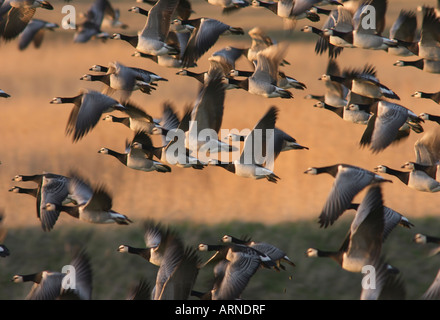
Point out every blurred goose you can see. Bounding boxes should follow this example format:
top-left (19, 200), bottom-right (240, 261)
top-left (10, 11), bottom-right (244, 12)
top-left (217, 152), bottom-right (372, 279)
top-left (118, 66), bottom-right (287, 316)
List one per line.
top-left (0, 89), bottom-right (10, 98)
top-left (45, 174), bottom-right (133, 225)
top-left (98, 135), bottom-right (172, 173)
top-left (171, 17), bottom-right (244, 68)
top-left (355, 100), bottom-right (424, 153)
top-left (128, 6), bottom-right (149, 16)
top-left (197, 242), bottom-right (277, 299)
top-left (301, 8), bottom-right (344, 58)
top-left (89, 64), bottom-right (168, 85)
top-left (222, 235), bottom-right (295, 270)
top-left (118, 220), bottom-right (185, 266)
top-left (184, 67), bottom-right (233, 158)
top-left (414, 233), bottom-right (440, 245)
top-left (50, 89), bottom-right (126, 142)
top-left (304, 163), bottom-right (392, 227)
top-left (414, 233), bottom-right (440, 257)
top-left (137, 0), bottom-right (194, 20)
top-left (421, 269), bottom-right (440, 300)
top-left (100, 0), bottom-right (128, 30)
top-left (325, 0), bottom-right (399, 51)
top-left (176, 45), bottom-right (245, 84)
top-left (401, 128), bottom-right (440, 180)
top-left (412, 90), bottom-right (440, 104)
top-left (243, 26), bottom-right (290, 66)
top-left (313, 101), bottom-right (370, 124)
top-left (419, 113), bottom-right (440, 125)
top-left (0, 0), bottom-right (53, 41)
top-left (417, 7), bottom-right (440, 61)
top-left (394, 58), bottom-right (440, 74)
top-left (227, 126), bottom-right (309, 159)
top-left (323, 64), bottom-right (400, 100)
top-left (102, 101), bottom-right (158, 133)
top-left (73, 0), bottom-right (112, 43)
top-left (131, 30), bottom-right (195, 68)
top-left (205, 0), bottom-right (250, 15)
top-left (10, 172), bottom-right (73, 232)
top-left (113, 0), bottom-right (180, 56)
top-left (374, 165), bottom-right (440, 193)
top-left (209, 106), bottom-right (281, 183)
top-left (12, 249), bottom-right (92, 300)
top-left (152, 246), bottom-right (200, 300)
top-left (320, 6), bottom-right (355, 49)
top-left (18, 19), bottom-right (58, 50)
top-left (229, 43), bottom-right (293, 99)
top-left (348, 202), bottom-right (414, 242)
top-left (316, 59), bottom-right (349, 107)
top-left (305, 184), bottom-right (385, 273)
top-left (388, 9), bottom-right (418, 57)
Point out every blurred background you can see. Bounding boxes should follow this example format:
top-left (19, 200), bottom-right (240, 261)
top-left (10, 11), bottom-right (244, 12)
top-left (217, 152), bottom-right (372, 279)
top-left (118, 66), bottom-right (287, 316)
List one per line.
top-left (0, 0), bottom-right (439, 300)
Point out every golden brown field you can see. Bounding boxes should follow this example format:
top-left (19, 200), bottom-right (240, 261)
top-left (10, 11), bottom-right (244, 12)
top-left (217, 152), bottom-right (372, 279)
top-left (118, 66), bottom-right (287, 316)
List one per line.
top-left (0, 0), bottom-right (439, 231)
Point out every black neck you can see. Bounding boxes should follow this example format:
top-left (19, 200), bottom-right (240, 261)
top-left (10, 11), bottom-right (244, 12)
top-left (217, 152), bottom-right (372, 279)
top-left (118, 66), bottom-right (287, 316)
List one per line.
top-left (316, 249), bottom-right (343, 265)
top-left (14, 187), bottom-right (38, 197)
top-left (120, 34), bottom-right (138, 48)
top-left (385, 167), bottom-right (409, 185)
top-left (107, 149), bottom-right (128, 165)
top-left (317, 165), bottom-right (340, 178)
top-left (21, 273), bottom-right (43, 283)
top-left (331, 30), bottom-right (353, 44)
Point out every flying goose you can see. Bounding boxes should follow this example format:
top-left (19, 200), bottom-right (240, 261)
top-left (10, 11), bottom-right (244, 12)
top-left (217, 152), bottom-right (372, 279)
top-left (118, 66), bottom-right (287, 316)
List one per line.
top-left (197, 242), bottom-right (278, 299)
top-left (419, 113), bottom-right (440, 125)
top-left (228, 43), bottom-right (293, 99)
top-left (12, 249), bottom-right (92, 300)
top-left (387, 10), bottom-right (418, 57)
top-left (221, 235), bottom-right (296, 270)
top-left (205, 0), bottom-right (250, 15)
top-left (313, 101), bottom-right (371, 125)
top-left (89, 64), bottom-right (168, 85)
top-left (137, 0), bottom-right (194, 21)
top-left (243, 26), bottom-right (290, 66)
top-left (374, 165), bottom-right (440, 193)
top-left (50, 89), bottom-right (126, 142)
top-left (183, 67), bottom-right (233, 159)
top-left (118, 220), bottom-right (185, 266)
top-left (171, 17), bottom-right (244, 68)
top-left (176, 46), bottom-right (245, 84)
top-left (18, 19), bottom-right (58, 50)
top-left (355, 100), bottom-right (424, 153)
top-left (394, 58), bottom-right (440, 74)
top-left (98, 133), bottom-right (172, 173)
top-left (304, 163), bottom-right (392, 227)
top-left (10, 172), bottom-right (73, 232)
top-left (319, 6), bottom-right (355, 49)
top-left (0, 0), bottom-right (53, 41)
top-left (417, 7), bottom-right (440, 61)
top-left (301, 8), bottom-right (344, 58)
top-left (102, 101), bottom-right (158, 134)
top-left (414, 233), bottom-right (440, 257)
top-left (401, 128), bottom-right (440, 180)
top-left (227, 126), bottom-right (309, 159)
top-left (324, 0), bottom-right (399, 51)
top-left (45, 174), bottom-right (133, 225)
top-left (421, 269), bottom-right (440, 300)
top-left (305, 184), bottom-right (386, 273)
top-left (73, 0), bottom-right (114, 43)
top-left (81, 62), bottom-right (155, 102)
top-left (360, 256), bottom-right (406, 300)
top-left (347, 202), bottom-right (414, 242)
top-left (209, 106), bottom-right (281, 183)
top-left (412, 91), bottom-right (440, 104)
top-left (113, 0), bottom-right (180, 56)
